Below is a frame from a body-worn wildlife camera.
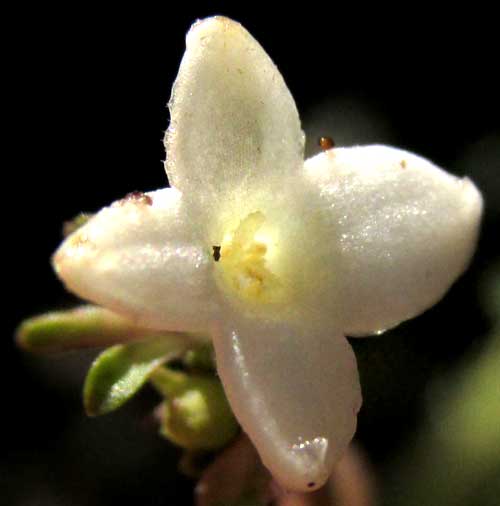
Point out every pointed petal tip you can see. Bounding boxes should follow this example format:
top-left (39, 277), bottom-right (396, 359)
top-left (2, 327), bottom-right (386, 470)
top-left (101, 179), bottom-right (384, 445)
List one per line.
top-left (51, 236), bottom-right (71, 277)
top-left (286, 437), bottom-right (331, 492)
top-left (213, 316), bottom-right (362, 493)
top-left (51, 227), bottom-right (96, 301)
top-left (167, 14), bottom-right (303, 218)
top-left (51, 189), bottom-right (217, 333)
top-left (188, 15), bottom-right (240, 40)
top-left (460, 175), bottom-right (483, 218)
top-left (185, 17), bottom-right (243, 55)
top-left (303, 145), bottom-right (483, 336)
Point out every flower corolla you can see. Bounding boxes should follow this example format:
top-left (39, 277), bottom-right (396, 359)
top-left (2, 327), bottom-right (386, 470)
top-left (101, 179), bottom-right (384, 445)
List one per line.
top-left (54, 16), bottom-right (482, 491)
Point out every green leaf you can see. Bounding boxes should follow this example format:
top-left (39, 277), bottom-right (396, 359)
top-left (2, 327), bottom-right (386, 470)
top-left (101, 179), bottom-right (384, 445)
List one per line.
top-left (84, 334), bottom-right (190, 416)
top-left (16, 305), bottom-right (159, 354)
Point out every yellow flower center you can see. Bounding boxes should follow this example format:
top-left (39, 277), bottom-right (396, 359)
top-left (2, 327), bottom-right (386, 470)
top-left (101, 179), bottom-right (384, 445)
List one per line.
top-left (216, 212), bottom-right (282, 303)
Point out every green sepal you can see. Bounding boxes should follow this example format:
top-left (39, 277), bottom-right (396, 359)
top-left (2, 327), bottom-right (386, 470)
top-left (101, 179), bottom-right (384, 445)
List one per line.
top-left (16, 305), bottom-right (157, 354)
top-left (151, 367), bottom-right (239, 451)
top-left (84, 334), bottom-right (190, 417)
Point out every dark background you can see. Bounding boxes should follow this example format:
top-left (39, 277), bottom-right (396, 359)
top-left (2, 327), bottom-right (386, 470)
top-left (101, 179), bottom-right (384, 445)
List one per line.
top-left (4, 3), bottom-right (499, 505)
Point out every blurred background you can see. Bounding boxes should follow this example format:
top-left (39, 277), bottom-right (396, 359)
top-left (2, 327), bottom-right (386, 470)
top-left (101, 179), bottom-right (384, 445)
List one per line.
top-left (4, 3), bottom-right (499, 505)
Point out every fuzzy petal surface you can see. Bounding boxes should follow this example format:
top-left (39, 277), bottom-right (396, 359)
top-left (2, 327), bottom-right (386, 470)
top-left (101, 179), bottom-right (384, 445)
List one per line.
top-left (53, 189), bottom-right (217, 332)
top-left (212, 315), bottom-right (361, 492)
top-left (303, 145), bottom-right (483, 336)
top-left (165, 16), bottom-right (305, 238)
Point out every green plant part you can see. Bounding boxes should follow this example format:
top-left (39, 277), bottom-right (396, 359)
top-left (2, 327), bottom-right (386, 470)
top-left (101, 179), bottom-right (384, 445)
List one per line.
top-left (151, 367), bottom-right (239, 451)
top-left (84, 334), bottom-right (191, 416)
top-left (18, 15), bottom-right (484, 494)
top-left (16, 305), bottom-right (160, 353)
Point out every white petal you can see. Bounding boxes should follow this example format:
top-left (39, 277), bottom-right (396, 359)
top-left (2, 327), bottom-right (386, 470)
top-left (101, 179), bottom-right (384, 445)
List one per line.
top-left (165, 16), bottom-right (304, 236)
top-left (53, 189), bottom-right (218, 332)
top-left (303, 145), bottom-right (483, 336)
top-left (212, 315), bottom-right (361, 492)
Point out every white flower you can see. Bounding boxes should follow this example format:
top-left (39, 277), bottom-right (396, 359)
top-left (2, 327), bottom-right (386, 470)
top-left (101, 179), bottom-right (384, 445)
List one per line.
top-left (53, 16), bottom-right (482, 492)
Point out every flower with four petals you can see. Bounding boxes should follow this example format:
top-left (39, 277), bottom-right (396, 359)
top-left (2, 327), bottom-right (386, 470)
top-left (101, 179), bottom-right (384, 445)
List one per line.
top-left (54, 16), bottom-right (482, 492)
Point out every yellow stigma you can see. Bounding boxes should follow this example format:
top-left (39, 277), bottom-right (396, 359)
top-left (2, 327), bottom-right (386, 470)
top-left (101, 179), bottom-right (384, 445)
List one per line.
top-left (217, 212), bottom-right (281, 303)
